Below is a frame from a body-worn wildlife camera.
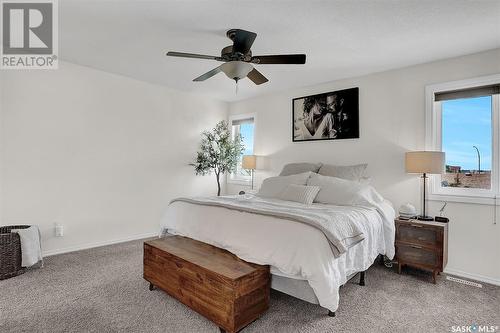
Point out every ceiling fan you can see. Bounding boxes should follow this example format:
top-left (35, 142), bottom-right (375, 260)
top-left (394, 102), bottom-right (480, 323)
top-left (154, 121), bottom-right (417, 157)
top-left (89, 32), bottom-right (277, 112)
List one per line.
top-left (166, 29), bottom-right (306, 88)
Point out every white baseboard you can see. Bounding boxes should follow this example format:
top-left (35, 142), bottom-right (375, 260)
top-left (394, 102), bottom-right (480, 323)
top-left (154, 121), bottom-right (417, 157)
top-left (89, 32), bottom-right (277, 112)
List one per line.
top-left (42, 232), bottom-right (158, 257)
top-left (444, 267), bottom-right (500, 286)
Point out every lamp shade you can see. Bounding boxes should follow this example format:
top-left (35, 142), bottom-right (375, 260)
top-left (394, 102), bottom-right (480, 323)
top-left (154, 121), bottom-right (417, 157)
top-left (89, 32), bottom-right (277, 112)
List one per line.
top-left (242, 155), bottom-right (257, 170)
top-left (405, 151), bottom-right (445, 174)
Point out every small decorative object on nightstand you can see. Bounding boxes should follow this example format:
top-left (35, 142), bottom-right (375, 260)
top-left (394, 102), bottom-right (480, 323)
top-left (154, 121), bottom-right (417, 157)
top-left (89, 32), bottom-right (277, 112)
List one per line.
top-left (395, 218), bottom-right (448, 284)
top-left (399, 203), bottom-right (417, 220)
top-left (238, 189), bottom-right (257, 195)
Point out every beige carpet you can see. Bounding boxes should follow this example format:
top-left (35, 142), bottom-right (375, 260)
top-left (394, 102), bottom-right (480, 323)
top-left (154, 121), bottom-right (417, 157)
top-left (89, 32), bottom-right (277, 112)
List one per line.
top-left (1, 239), bottom-right (498, 333)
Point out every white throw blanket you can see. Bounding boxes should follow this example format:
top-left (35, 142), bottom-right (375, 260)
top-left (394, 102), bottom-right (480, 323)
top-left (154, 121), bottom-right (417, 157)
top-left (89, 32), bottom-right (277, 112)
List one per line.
top-left (11, 226), bottom-right (43, 267)
top-left (170, 195), bottom-right (366, 257)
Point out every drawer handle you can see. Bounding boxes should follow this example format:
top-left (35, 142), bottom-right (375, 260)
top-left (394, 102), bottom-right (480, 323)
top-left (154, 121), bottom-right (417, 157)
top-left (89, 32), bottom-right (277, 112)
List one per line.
top-left (410, 224), bottom-right (423, 228)
top-left (410, 245), bottom-right (423, 249)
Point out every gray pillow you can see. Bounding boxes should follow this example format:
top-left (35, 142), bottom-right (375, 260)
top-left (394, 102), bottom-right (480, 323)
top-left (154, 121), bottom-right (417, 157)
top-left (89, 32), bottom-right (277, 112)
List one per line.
top-left (279, 163), bottom-right (322, 176)
top-left (318, 163), bottom-right (368, 181)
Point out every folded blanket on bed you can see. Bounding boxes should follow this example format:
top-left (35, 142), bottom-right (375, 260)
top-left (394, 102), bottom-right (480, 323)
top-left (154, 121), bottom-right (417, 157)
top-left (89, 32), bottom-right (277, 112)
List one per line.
top-left (170, 195), bottom-right (367, 257)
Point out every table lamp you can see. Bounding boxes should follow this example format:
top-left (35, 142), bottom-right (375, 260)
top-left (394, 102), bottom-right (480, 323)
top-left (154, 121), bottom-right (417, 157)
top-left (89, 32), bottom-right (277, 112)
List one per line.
top-left (405, 151), bottom-right (445, 221)
top-left (242, 155), bottom-right (257, 190)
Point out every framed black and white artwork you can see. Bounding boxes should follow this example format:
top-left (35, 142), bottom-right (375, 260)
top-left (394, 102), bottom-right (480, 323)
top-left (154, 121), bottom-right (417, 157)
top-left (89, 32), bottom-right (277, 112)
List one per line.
top-left (292, 87), bottom-right (359, 142)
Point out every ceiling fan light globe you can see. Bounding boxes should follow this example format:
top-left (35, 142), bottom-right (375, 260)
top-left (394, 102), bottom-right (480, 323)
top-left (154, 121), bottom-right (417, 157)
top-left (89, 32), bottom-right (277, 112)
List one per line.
top-left (221, 61), bottom-right (253, 80)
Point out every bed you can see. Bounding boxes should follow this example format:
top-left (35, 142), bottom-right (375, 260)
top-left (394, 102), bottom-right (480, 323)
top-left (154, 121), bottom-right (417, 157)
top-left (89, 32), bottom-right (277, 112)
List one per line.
top-left (159, 175), bottom-right (395, 314)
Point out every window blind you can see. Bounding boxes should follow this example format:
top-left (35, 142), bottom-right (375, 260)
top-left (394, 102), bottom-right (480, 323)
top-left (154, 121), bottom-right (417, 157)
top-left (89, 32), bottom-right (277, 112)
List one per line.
top-left (435, 84), bottom-right (500, 102)
top-left (231, 117), bottom-right (254, 126)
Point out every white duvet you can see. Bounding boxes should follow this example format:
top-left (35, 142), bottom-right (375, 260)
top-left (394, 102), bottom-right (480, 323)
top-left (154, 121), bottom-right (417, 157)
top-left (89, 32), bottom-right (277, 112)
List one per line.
top-left (160, 195), bottom-right (395, 312)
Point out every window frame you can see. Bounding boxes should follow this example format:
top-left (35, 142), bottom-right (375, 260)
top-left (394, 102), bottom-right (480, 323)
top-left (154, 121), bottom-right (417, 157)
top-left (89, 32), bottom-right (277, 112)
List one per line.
top-left (227, 112), bottom-right (257, 185)
top-left (425, 74), bottom-right (500, 205)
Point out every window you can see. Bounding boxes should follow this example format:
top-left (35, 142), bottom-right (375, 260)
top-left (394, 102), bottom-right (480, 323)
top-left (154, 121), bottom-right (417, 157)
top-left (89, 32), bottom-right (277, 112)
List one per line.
top-left (441, 96), bottom-right (492, 190)
top-left (426, 75), bottom-right (500, 204)
top-left (228, 114), bottom-right (255, 184)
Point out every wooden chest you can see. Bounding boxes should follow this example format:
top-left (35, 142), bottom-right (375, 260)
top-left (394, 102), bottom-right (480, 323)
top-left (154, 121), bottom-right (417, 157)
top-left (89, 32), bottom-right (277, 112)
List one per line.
top-left (143, 236), bottom-right (270, 333)
top-left (395, 219), bottom-right (448, 283)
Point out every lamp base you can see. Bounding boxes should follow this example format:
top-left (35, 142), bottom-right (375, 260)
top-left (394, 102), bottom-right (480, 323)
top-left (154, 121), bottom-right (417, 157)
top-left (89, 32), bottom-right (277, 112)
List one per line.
top-left (417, 215), bottom-right (434, 221)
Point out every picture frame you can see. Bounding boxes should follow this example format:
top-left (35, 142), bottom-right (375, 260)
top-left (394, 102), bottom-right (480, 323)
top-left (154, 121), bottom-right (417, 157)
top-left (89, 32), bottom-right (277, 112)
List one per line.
top-left (292, 87), bottom-right (359, 142)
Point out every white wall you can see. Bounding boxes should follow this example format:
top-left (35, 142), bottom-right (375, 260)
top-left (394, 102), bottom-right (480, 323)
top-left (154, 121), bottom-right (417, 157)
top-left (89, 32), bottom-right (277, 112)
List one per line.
top-left (227, 48), bottom-right (500, 285)
top-left (0, 71), bottom-right (3, 223)
top-left (0, 61), bottom-right (227, 255)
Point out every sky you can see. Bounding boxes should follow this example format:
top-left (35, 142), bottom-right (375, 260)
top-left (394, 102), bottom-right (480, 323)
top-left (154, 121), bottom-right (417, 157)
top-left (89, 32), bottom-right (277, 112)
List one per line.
top-left (240, 123), bottom-right (254, 156)
top-left (442, 96), bottom-right (492, 171)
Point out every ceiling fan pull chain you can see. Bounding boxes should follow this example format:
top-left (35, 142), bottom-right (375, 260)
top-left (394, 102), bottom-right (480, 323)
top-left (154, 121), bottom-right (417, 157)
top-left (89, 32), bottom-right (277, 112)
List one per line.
top-left (235, 79), bottom-right (239, 95)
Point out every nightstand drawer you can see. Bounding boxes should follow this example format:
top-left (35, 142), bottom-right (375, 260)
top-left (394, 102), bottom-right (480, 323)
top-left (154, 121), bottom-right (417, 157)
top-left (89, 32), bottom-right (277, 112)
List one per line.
top-left (396, 244), bottom-right (438, 267)
top-left (397, 223), bottom-right (438, 246)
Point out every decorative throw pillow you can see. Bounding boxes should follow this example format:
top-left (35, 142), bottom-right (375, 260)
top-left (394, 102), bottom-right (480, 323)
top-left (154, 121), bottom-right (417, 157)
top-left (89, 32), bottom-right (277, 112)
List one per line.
top-left (257, 172), bottom-right (312, 198)
top-left (317, 163), bottom-right (368, 181)
top-left (279, 162), bottom-right (322, 176)
top-left (277, 184), bottom-right (321, 205)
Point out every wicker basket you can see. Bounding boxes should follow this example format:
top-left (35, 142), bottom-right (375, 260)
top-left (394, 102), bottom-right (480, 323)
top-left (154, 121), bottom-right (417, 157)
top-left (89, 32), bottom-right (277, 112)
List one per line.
top-left (0, 225), bottom-right (30, 280)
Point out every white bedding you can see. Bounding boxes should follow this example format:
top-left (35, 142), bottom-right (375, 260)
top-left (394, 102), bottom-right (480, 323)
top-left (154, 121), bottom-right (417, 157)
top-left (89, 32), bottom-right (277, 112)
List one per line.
top-left (169, 195), bottom-right (370, 257)
top-left (160, 195), bottom-right (395, 312)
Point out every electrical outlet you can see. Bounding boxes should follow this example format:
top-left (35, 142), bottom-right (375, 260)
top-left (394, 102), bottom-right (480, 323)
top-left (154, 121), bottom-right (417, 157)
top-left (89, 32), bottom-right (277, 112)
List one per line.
top-left (54, 223), bottom-right (64, 237)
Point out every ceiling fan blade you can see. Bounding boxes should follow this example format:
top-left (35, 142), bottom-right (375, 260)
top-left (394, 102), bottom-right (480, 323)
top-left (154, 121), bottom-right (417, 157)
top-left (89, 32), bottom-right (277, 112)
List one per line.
top-left (167, 51), bottom-right (220, 61)
top-left (193, 66), bottom-right (222, 82)
top-left (247, 68), bottom-right (268, 85)
top-left (251, 54), bottom-right (306, 64)
top-left (232, 29), bottom-right (257, 54)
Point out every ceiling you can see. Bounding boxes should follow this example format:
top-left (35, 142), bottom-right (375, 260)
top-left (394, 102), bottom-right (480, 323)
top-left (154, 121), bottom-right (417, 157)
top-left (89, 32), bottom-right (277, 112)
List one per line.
top-left (60, 0), bottom-right (500, 102)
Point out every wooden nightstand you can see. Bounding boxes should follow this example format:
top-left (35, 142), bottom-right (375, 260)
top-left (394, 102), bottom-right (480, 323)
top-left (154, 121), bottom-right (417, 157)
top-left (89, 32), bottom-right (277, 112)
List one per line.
top-left (395, 218), bottom-right (448, 283)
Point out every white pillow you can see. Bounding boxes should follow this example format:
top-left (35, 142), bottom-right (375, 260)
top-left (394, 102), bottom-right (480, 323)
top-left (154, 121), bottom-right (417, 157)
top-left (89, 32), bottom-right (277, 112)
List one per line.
top-left (354, 185), bottom-right (385, 207)
top-left (257, 172), bottom-right (312, 198)
top-left (307, 173), bottom-right (383, 206)
top-left (277, 184), bottom-right (321, 205)
top-left (318, 163), bottom-right (368, 181)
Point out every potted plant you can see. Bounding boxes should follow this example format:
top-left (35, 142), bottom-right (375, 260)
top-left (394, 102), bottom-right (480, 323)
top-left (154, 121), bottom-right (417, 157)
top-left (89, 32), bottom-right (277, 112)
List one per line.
top-left (191, 121), bottom-right (244, 196)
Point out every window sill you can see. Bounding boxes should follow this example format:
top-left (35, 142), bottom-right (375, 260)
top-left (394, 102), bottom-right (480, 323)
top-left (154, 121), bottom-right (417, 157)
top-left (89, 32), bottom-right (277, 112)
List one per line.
top-left (227, 179), bottom-right (251, 186)
top-left (428, 193), bottom-right (499, 205)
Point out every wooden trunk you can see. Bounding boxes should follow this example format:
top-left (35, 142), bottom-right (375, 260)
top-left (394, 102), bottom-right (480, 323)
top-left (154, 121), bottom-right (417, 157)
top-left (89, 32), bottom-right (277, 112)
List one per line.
top-left (143, 236), bottom-right (270, 333)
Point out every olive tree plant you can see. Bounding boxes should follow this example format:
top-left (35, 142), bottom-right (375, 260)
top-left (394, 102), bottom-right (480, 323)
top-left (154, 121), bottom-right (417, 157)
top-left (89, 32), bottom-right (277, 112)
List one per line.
top-left (191, 121), bottom-right (244, 196)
